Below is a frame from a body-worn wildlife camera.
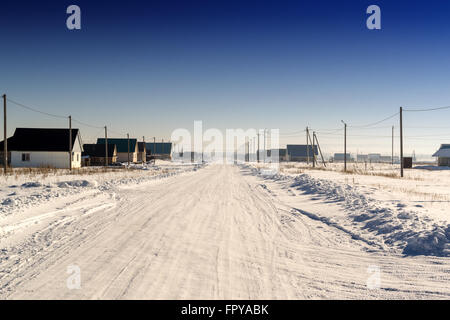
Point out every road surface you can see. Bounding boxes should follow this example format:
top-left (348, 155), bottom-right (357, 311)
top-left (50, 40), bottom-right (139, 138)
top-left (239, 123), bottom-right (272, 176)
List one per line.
top-left (0, 164), bottom-right (449, 299)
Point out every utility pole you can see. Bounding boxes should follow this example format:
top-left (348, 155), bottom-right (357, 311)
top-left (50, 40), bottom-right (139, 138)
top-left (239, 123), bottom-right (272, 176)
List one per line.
top-left (341, 120), bottom-right (347, 172)
top-left (312, 131), bottom-right (316, 168)
top-left (104, 126), bottom-right (108, 167)
top-left (69, 116), bottom-right (72, 171)
top-left (153, 137), bottom-right (156, 158)
top-left (306, 126), bottom-right (309, 165)
top-left (263, 129), bottom-right (266, 163)
top-left (392, 126), bottom-right (394, 165)
top-left (400, 107), bottom-right (404, 177)
top-left (143, 136), bottom-right (145, 163)
top-left (257, 133), bottom-right (260, 163)
top-left (314, 132), bottom-right (326, 167)
top-left (127, 133), bottom-right (130, 167)
top-left (3, 94), bottom-right (7, 174)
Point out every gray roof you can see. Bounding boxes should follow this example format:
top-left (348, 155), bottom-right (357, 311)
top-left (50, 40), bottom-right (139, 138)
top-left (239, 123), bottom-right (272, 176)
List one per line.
top-left (433, 144), bottom-right (450, 157)
top-left (286, 145), bottom-right (318, 157)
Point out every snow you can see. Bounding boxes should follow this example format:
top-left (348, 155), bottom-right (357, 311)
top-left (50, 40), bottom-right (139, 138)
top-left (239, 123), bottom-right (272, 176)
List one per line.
top-left (0, 161), bottom-right (449, 299)
top-left (249, 162), bottom-right (450, 257)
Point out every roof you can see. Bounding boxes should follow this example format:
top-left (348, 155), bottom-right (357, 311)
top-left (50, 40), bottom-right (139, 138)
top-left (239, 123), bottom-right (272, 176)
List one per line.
top-left (145, 142), bottom-right (172, 155)
top-left (286, 145), bottom-right (318, 157)
top-left (0, 128), bottom-right (79, 152)
top-left (82, 144), bottom-right (116, 157)
top-left (137, 142), bottom-right (146, 152)
top-left (97, 138), bottom-right (137, 153)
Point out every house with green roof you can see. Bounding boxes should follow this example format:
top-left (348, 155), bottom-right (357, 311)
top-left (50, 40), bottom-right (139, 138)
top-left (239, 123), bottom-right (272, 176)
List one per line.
top-left (97, 138), bottom-right (138, 163)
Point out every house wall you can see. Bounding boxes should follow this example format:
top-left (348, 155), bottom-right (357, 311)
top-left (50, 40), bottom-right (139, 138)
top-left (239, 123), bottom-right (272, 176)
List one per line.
top-left (137, 150), bottom-right (146, 162)
top-left (116, 152), bottom-right (137, 163)
top-left (438, 157), bottom-right (450, 166)
top-left (11, 151), bottom-right (81, 169)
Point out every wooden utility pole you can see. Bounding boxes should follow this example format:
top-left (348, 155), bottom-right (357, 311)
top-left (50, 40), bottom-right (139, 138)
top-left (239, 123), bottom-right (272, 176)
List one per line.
top-left (104, 126), bottom-right (108, 167)
top-left (314, 132), bottom-right (326, 167)
top-left (143, 136), bottom-right (145, 163)
top-left (257, 133), bottom-right (260, 163)
top-left (400, 107), bottom-right (404, 177)
top-left (127, 133), bottom-right (130, 167)
top-left (392, 126), bottom-right (394, 165)
top-left (263, 129), bottom-right (266, 163)
top-left (312, 131), bottom-right (316, 168)
top-left (153, 137), bottom-right (156, 158)
top-left (307, 129), bottom-right (316, 167)
top-left (3, 94), bottom-right (7, 174)
top-left (306, 126), bottom-right (309, 164)
top-left (68, 116), bottom-right (72, 171)
top-left (341, 120), bottom-right (347, 172)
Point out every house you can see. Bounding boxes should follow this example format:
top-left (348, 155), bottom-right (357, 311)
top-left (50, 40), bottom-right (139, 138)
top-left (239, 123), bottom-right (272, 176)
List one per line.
top-left (432, 144), bottom-right (450, 166)
top-left (286, 145), bottom-right (318, 162)
top-left (333, 153), bottom-right (353, 162)
top-left (0, 128), bottom-right (81, 169)
top-left (357, 154), bottom-right (368, 162)
top-left (368, 153), bottom-right (381, 162)
top-left (137, 142), bottom-right (147, 163)
top-left (97, 138), bottom-right (138, 163)
top-left (145, 142), bottom-right (172, 160)
top-left (82, 143), bottom-right (117, 166)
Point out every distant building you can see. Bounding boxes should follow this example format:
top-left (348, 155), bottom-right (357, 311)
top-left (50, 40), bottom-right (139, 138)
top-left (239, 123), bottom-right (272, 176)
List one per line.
top-left (368, 153), bottom-right (381, 162)
top-left (357, 154), bottom-right (368, 162)
top-left (0, 128), bottom-right (81, 169)
top-left (432, 144), bottom-right (450, 166)
top-left (357, 153), bottom-right (398, 163)
top-left (82, 143), bottom-right (117, 166)
top-left (271, 149), bottom-right (287, 162)
top-left (137, 142), bottom-right (147, 163)
top-left (333, 153), bottom-right (353, 162)
top-left (286, 145), bottom-right (318, 162)
top-left (97, 138), bottom-right (138, 163)
top-left (146, 142), bottom-right (172, 160)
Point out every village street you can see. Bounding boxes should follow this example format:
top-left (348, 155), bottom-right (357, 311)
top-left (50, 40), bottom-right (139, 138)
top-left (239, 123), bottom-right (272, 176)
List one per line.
top-left (0, 164), bottom-right (449, 299)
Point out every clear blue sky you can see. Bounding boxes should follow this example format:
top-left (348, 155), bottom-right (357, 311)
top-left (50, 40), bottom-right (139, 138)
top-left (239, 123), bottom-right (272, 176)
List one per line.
top-left (1, 0), bottom-right (450, 157)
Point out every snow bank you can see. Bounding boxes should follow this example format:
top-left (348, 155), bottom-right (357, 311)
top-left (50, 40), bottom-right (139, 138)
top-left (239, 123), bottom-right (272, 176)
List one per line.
top-left (0, 163), bottom-right (204, 218)
top-left (247, 165), bottom-right (450, 257)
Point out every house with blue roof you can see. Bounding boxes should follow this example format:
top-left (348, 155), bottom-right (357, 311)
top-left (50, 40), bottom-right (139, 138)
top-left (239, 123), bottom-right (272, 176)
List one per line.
top-left (97, 138), bottom-right (138, 163)
top-left (145, 142), bottom-right (172, 160)
top-left (286, 145), bottom-right (318, 162)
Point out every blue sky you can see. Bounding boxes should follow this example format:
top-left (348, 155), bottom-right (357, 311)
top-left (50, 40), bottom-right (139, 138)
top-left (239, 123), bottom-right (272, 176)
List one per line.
top-left (2, 0), bottom-right (450, 156)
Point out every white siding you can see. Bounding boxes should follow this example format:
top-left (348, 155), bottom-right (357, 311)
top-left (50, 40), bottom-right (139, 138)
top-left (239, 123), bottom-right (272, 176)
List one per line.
top-left (11, 151), bottom-right (81, 169)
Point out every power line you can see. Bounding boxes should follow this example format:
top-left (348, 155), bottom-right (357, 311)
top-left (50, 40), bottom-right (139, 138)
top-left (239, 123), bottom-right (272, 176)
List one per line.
top-left (348, 112), bottom-right (399, 128)
top-left (72, 118), bottom-right (103, 130)
top-left (7, 98), bottom-right (67, 119)
top-left (404, 105), bottom-right (450, 112)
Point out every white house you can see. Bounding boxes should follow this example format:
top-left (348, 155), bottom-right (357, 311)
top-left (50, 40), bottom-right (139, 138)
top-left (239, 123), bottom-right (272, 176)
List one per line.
top-left (0, 128), bottom-right (82, 169)
top-left (432, 144), bottom-right (450, 166)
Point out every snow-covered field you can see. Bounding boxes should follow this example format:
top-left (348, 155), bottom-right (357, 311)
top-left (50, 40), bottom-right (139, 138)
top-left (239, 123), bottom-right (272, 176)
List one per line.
top-left (0, 161), bottom-right (449, 299)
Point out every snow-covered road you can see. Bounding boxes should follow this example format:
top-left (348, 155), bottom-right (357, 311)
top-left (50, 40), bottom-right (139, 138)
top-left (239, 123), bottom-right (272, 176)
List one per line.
top-left (0, 164), bottom-right (449, 299)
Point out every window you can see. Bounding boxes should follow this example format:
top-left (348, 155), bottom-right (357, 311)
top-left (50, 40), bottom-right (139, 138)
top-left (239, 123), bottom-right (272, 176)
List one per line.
top-left (21, 153), bottom-right (30, 162)
top-left (77, 154), bottom-right (79, 161)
